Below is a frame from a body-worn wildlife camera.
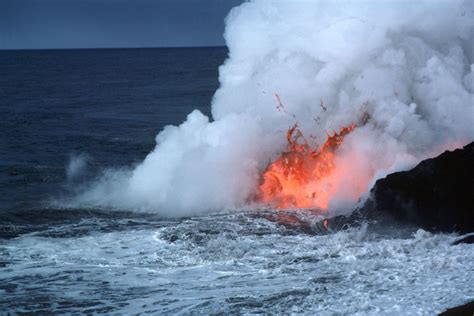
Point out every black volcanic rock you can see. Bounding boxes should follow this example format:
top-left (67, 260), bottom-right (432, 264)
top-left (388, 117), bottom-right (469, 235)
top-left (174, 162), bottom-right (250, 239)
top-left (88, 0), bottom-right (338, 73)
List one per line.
top-left (439, 300), bottom-right (474, 315)
top-left (360, 142), bottom-right (474, 234)
top-left (451, 234), bottom-right (474, 245)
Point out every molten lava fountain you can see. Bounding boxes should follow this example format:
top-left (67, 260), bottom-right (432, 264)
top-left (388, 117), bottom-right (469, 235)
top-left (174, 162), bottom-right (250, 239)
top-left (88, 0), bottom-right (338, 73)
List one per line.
top-left (258, 123), bottom-right (356, 212)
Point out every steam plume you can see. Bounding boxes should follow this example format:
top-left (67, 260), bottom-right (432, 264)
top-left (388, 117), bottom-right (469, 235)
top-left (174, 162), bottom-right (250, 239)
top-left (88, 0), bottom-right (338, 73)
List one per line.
top-left (71, 0), bottom-right (474, 216)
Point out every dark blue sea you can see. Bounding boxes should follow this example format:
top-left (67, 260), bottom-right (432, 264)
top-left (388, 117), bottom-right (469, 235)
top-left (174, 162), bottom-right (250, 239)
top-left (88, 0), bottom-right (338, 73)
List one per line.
top-left (0, 47), bottom-right (223, 212)
top-left (0, 48), bottom-right (472, 314)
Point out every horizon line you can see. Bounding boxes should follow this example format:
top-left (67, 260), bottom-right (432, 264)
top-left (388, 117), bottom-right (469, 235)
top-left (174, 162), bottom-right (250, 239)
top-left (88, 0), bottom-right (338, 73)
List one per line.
top-left (0, 45), bottom-right (228, 52)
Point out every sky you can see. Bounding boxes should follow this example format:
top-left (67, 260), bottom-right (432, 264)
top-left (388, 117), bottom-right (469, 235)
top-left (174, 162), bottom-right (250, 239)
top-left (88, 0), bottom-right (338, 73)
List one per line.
top-left (0, 0), bottom-right (244, 49)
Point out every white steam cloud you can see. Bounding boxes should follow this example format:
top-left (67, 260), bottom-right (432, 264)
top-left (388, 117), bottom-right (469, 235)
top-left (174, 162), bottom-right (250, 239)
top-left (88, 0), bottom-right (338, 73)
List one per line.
top-left (66, 153), bottom-right (89, 182)
top-left (71, 0), bottom-right (474, 216)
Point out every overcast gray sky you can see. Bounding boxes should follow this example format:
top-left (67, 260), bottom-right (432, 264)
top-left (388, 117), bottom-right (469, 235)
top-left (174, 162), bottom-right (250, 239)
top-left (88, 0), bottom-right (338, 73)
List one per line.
top-left (0, 0), bottom-right (244, 49)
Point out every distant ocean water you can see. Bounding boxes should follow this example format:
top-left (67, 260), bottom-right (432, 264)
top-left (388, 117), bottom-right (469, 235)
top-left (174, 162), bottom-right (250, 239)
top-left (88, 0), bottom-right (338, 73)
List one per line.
top-left (0, 48), bottom-right (473, 314)
top-left (0, 47), bottom-right (224, 212)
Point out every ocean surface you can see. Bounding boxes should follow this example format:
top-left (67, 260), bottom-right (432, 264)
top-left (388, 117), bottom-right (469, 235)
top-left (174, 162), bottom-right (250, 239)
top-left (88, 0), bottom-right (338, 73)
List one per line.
top-left (1, 47), bottom-right (473, 314)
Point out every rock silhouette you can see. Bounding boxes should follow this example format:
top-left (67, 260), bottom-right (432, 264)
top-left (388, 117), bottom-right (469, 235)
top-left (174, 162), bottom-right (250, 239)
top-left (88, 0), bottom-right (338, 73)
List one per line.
top-left (327, 142), bottom-right (473, 234)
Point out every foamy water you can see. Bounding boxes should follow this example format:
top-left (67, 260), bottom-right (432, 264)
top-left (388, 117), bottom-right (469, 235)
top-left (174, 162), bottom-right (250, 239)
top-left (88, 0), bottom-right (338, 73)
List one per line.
top-left (1, 210), bottom-right (472, 314)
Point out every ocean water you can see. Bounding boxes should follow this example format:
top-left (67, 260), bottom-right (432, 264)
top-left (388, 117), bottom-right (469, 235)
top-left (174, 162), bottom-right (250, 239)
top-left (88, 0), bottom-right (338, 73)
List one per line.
top-left (1, 48), bottom-right (473, 314)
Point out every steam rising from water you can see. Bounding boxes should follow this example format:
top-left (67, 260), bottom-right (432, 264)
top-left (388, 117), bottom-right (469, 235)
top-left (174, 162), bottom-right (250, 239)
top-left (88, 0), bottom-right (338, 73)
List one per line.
top-left (66, 153), bottom-right (90, 182)
top-left (71, 0), bottom-right (474, 215)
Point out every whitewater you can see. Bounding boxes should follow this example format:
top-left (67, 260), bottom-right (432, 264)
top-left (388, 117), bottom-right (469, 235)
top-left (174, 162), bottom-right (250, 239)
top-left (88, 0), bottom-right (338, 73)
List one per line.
top-left (1, 211), bottom-right (473, 314)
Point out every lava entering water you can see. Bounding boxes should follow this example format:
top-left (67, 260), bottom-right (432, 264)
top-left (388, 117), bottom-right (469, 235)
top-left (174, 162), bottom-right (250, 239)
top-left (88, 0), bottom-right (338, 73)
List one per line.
top-left (258, 123), bottom-right (356, 211)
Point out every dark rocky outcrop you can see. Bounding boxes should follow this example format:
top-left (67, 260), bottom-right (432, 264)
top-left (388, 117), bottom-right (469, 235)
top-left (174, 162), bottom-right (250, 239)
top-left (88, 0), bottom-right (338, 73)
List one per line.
top-left (439, 300), bottom-right (474, 316)
top-left (362, 142), bottom-right (473, 234)
top-left (326, 142), bottom-right (473, 234)
top-left (451, 234), bottom-right (474, 245)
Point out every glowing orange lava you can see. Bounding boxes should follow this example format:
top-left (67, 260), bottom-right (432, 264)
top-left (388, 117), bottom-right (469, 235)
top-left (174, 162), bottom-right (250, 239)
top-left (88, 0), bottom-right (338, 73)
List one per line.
top-left (258, 123), bottom-right (356, 211)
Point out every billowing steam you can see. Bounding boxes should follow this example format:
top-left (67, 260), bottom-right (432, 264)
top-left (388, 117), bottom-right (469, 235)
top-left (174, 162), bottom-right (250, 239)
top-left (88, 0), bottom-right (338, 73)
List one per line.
top-left (70, 0), bottom-right (474, 216)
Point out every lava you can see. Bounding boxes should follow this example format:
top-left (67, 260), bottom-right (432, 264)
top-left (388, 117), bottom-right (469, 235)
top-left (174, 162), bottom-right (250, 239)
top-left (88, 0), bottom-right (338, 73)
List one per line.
top-left (258, 122), bottom-right (356, 211)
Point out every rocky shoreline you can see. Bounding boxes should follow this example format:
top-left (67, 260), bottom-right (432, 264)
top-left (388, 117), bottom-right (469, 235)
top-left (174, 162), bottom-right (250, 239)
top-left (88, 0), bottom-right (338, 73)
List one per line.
top-left (327, 142), bottom-right (473, 235)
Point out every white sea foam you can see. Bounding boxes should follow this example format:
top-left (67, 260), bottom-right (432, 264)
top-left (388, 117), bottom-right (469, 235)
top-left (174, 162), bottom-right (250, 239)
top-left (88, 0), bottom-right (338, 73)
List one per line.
top-left (1, 215), bottom-right (473, 313)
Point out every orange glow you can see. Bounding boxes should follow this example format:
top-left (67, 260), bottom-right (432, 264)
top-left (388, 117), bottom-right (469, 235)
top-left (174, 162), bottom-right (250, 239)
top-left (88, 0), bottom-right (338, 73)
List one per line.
top-left (323, 219), bottom-right (329, 230)
top-left (257, 123), bottom-right (356, 211)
